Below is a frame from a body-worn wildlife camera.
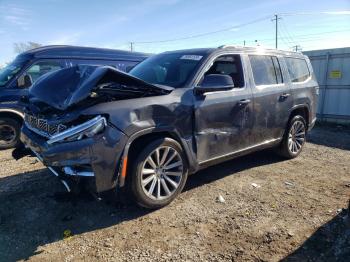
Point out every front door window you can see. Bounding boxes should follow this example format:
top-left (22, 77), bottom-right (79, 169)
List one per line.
top-left (26, 60), bottom-right (63, 83)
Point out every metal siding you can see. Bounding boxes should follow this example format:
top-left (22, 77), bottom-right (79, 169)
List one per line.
top-left (304, 48), bottom-right (350, 121)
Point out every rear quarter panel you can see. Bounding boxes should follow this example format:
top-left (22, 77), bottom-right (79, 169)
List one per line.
top-left (288, 55), bottom-right (319, 126)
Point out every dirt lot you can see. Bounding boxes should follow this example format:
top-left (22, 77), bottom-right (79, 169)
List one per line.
top-left (0, 125), bottom-right (349, 262)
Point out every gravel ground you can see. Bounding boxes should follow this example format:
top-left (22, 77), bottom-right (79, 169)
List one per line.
top-left (0, 125), bottom-right (349, 262)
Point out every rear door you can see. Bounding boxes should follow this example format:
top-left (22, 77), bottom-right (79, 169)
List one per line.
top-left (194, 54), bottom-right (254, 163)
top-left (248, 54), bottom-right (293, 143)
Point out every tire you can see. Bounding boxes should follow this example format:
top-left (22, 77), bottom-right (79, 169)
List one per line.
top-left (0, 117), bottom-right (22, 150)
top-left (276, 115), bottom-right (307, 159)
top-left (130, 138), bottom-right (188, 209)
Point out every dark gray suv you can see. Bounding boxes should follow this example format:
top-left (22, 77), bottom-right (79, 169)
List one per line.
top-left (19, 46), bottom-right (319, 208)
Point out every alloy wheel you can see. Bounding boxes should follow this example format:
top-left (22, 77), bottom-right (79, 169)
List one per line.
top-left (0, 124), bottom-right (17, 146)
top-left (288, 120), bottom-right (306, 154)
top-left (141, 146), bottom-right (183, 201)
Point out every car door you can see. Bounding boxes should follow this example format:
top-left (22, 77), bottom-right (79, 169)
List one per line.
top-left (194, 54), bottom-right (254, 163)
top-left (0, 59), bottom-right (64, 108)
top-left (25, 59), bottom-right (65, 84)
top-left (248, 54), bottom-right (293, 144)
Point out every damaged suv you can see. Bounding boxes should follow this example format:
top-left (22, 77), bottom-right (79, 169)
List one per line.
top-left (19, 46), bottom-right (318, 208)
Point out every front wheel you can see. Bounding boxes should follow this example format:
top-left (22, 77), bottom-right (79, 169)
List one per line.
top-left (130, 138), bottom-right (188, 209)
top-left (276, 115), bottom-right (307, 159)
top-left (0, 118), bottom-right (21, 150)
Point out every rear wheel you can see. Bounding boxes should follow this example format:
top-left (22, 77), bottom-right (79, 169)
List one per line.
top-left (130, 138), bottom-right (188, 209)
top-left (0, 118), bottom-right (21, 150)
top-left (277, 115), bottom-right (307, 159)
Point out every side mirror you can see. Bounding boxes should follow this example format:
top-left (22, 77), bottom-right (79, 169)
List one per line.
top-left (17, 73), bottom-right (33, 88)
top-left (195, 74), bottom-right (234, 95)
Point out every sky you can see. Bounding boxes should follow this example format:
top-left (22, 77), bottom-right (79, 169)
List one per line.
top-left (0, 0), bottom-right (349, 65)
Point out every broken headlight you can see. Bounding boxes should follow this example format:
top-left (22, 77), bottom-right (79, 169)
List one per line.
top-left (47, 115), bottom-right (106, 145)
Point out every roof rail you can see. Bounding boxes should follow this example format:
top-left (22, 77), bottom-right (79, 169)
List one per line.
top-left (218, 45), bottom-right (245, 49)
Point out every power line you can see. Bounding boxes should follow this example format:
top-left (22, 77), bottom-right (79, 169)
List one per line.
top-left (133, 15), bottom-right (271, 44)
top-left (126, 11), bottom-right (350, 52)
top-left (251, 28), bottom-right (350, 42)
top-left (292, 45), bottom-right (302, 52)
top-left (280, 19), bottom-right (299, 46)
top-left (278, 11), bottom-right (350, 16)
top-left (277, 28), bottom-right (292, 48)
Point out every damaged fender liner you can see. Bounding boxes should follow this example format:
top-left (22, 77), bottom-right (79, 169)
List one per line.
top-left (20, 123), bottom-right (129, 193)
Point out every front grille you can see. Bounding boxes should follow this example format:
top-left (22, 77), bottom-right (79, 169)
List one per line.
top-left (24, 114), bottom-right (68, 138)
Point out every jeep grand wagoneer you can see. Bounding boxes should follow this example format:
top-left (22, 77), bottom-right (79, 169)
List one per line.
top-left (19, 46), bottom-right (318, 208)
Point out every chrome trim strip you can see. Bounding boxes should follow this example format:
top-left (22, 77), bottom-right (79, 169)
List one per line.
top-left (47, 115), bottom-right (106, 145)
top-left (30, 149), bottom-right (71, 192)
top-left (63, 166), bottom-right (94, 177)
top-left (199, 138), bottom-right (281, 165)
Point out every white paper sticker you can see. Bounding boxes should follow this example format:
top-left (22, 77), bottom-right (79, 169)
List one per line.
top-left (180, 55), bottom-right (203, 61)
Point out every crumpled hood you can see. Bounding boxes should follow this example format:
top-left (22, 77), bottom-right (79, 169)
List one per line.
top-left (28, 65), bottom-right (173, 111)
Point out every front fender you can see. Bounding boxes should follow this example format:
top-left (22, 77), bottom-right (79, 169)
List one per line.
top-left (118, 126), bottom-right (198, 187)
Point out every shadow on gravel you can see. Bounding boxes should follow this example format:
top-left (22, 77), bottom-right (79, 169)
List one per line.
top-left (0, 169), bottom-right (151, 261)
top-left (282, 204), bottom-right (350, 262)
top-left (185, 149), bottom-right (286, 191)
top-left (307, 126), bottom-right (350, 151)
top-left (0, 149), bottom-right (286, 261)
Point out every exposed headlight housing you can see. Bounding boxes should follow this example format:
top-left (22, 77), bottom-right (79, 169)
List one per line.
top-left (47, 115), bottom-right (106, 145)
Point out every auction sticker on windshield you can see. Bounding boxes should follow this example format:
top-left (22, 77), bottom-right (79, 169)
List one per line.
top-left (180, 55), bottom-right (203, 60)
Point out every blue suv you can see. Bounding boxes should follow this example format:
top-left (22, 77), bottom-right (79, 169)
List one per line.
top-left (0, 45), bottom-right (149, 149)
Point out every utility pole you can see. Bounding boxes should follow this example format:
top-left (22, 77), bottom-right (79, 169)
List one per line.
top-left (129, 42), bottom-right (134, 52)
top-left (243, 40), bottom-right (246, 46)
top-left (272, 14), bottom-right (281, 49)
top-left (292, 45), bottom-right (302, 52)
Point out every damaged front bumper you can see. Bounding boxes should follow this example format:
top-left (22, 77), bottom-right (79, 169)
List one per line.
top-left (20, 122), bottom-right (128, 194)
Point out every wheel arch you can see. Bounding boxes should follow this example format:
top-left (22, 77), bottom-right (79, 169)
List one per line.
top-left (118, 128), bottom-right (195, 187)
top-left (0, 109), bottom-right (24, 124)
top-left (288, 104), bottom-right (310, 129)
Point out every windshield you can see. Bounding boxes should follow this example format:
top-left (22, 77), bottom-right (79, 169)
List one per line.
top-left (0, 57), bottom-right (27, 87)
top-left (129, 53), bottom-right (205, 88)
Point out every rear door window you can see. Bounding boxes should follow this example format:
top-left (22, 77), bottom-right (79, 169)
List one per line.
top-left (285, 57), bottom-right (310, 83)
top-left (249, 55), bottom-right (283, 86)
top-left (26, 60), bottom-right (64, 82)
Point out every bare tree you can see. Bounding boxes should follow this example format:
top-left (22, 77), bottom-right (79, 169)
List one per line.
top-left (13, 42), bottom-right (42, 54)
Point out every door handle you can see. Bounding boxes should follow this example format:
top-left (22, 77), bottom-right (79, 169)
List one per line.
top-left (279, 93), bottom-right (291, 100)
top-left (237, 99), bottom-right (251, 107)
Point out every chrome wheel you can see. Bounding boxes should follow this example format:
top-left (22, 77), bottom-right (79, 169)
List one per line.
top-left (288, 120), bottom-right (306, 154)
top-left (141, 146), bottom-right (183, 201)
top-left (0, 124), bottom-right (17, 146)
